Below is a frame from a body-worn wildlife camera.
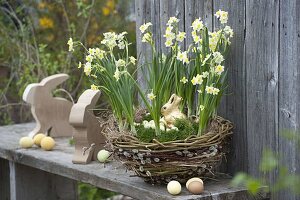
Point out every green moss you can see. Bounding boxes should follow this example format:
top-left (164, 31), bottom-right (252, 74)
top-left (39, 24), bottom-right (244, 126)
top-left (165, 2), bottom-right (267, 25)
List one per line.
top-left (136, 118), bottom-right (198, 143)
top-left (142, 114), bottom-right (152, 121)
top-left (136, 125), bottom-right (156, 143)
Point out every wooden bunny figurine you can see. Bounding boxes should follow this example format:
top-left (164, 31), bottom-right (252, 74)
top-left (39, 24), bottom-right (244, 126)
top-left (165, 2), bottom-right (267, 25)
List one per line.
top-left (23, 74), bottom-right (73, 138)
top-left (69, 89), bottom-right (106, 164)
top-left (161, 94), bottom-right (186, 127)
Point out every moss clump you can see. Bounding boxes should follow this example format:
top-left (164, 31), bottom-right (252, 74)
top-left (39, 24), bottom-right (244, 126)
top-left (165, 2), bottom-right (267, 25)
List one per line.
top-left (136, 118), bottom-right (197, 143)
top-left (142, 113), bottom-right (152, 121)
top-left (136, 125), bottom-right (156, 143)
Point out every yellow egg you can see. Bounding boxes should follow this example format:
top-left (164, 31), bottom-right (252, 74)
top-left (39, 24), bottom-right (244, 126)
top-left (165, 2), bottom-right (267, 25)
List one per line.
top-left (40, 137), bottom-right (55, 151)
top-left (33, 133), bottom-right (46, 146)
top-left (97, 150), bottom-right (110, 163)
top-left (186, 177), bottom-right (204, 194)
top-left (167, 180), bottom-right (181, 195)
top-left (19, 137), bottom-right (34, 148)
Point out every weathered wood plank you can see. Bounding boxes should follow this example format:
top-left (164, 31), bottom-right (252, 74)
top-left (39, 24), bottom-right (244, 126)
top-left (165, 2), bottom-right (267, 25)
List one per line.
top-left (9, 161), bottom-right (78, 200)
top-left (213, 0), bottom-right (247, 174)
top-left (278, 0), bottom-right (300, 199)
top-left (245, 0), bottom-right (279, 186)
top-left (0, 158), bottom-right (10, 200)
top-left (0, 123), bottom-right (269, 200)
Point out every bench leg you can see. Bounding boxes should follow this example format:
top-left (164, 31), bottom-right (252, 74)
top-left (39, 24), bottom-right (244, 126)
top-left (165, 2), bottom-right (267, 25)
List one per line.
top-left (0, 158), bottom-right (10, 200)
top-left (9, 161), bottom-right (78, 200)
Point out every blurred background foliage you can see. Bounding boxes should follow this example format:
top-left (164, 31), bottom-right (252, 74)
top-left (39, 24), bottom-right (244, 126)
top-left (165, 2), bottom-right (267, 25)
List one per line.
top-left (231, 131), bottom-right (300, 197)
top-left (0, 0), bottom-right (136, 125)
top-left (0, 0), bottom-right (135, 199)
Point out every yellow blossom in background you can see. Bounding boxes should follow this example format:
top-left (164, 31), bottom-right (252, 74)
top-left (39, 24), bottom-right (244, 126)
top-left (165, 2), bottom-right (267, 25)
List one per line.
top-left (215, 65), bottom-right (224, 75)
top-left (91, 84), bottom-right (99, 91)
top-left (38, 2), bottom-right (47, 9)
top-left (102, 7), bottom-right (111, 16)
top-left (180, 77), bottom-right (188, 84)
top-left (46, 34), bottom-right (54, 42)
top-left (84, 62), bottom-right (92, 76)
top-left (39, 17), bottom-right (54, 29)
top-left (147, 91), bottom-right (156, 100)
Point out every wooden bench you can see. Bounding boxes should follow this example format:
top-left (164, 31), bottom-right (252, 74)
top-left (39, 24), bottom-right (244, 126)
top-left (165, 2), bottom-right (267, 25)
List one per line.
top-left (0, 123), bottom-right (270, 200)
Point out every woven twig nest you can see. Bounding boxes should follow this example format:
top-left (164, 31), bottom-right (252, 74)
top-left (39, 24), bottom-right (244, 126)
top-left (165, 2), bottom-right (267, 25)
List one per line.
top-left (109, 116), bottom-right (233, 184)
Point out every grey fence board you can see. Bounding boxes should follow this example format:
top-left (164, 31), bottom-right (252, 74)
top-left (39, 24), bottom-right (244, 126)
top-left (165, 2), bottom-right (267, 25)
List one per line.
top-left (278, 0), bottom-right (300, 199)
top-left (135, 1), bottom-right (299, 199)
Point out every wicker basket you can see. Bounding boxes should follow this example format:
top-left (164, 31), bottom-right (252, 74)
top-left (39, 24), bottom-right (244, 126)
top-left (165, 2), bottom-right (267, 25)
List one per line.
top-left (109, 116), bottom-right (233, 184)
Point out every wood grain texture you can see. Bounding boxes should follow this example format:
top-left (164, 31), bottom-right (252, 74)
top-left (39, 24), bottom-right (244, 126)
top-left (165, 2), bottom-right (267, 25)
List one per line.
top-left (9, 161), bottom-right (77, 200)
top-left (278, 0), bottom-right (300, 199)
top-left (245, 0), bottom-right (279, 184)
top-left (0, 123), bottom-right (269, 200)
top-left (0, 158), bottom-right (10, 200)
top-left (213, 0), bottom-right (248, 174)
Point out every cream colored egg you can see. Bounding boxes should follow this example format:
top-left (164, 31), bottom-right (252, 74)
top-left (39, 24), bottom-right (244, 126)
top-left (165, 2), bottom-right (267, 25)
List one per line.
top-left (33, 133), bottom-right (46, 146)
top-left (40, 137), bottom-right (55, 151)
top-left (19, 137), bottom-right (34, 148)
top-left (167, 180), bottom-right (181, 195)
top-left (97, 150), bottom-right (110, 163)
top-left (186, 178), bottom-right (204, 194)
top-left (186, 177), bottom-right (203, 189)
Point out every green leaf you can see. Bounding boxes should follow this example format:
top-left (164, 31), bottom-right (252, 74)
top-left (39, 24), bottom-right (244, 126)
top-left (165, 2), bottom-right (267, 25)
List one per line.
top-left (259, 149), bottom-right (278, 172)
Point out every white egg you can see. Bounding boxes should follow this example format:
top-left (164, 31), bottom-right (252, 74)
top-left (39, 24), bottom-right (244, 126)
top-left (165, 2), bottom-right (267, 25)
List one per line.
top-left (97, 149), bottom-right (110, 163)
top-left (167, 180), bottom-right (181, 195)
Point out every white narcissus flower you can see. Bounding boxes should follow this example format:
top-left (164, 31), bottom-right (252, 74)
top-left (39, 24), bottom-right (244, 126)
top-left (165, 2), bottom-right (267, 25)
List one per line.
top-left (167, 17), bottom-right (179, 26)
top-left (113, 69), bottom-right (120, 81)
top-left (142, 33), bottom-right (152, 43)
top-left (191, 18), bottom-right (204, 31)
top-left (86, 55), bottom-right (93, 63)
top-left (116, 59), bottom-right (126, 68)
top-left (129, 56), bottom-right (136, 65)
top-left (212, 87), bottom-right (220, 95)
top-left (147, 91), bottom-right (156, 100)
top-left (224, 26), bottom-right (234, 38)
top-left (84, 62), bottom-right (92, 76)
top-left (67, 38), bottom-right (74, 52)
top-left (180, 77), bottom-right (188, 84)
top-left (139, 22), bottom-right (152, 33)
top-left (176, 31), bottom-right (186, 42)
top-left (164, 31), bottom-right (176, 40)
top-left (215, 65), bottom-right (225, 75)
top-left (118, 41), bottom-right (125, 49)
top-left (202, 71), bottom-right (209, 78)
top-left (191, 74), bottom-right (203, 85)
top-left (213, 52), bottom-right (224, 64)
top-left (91, 84), bottom-right (99, 91)
top-left (165, 39), bottom-right (173, 47)
top-left (117, 31), bottom-right (128, 40)
top-left (88, 48), bottom-right (96, 55)
top-left (95, 48), bottom-right (105, 59)
top-left (215, 10), bottom-right (228, 24)
top-left (78, 62), bottom-right (82, 69)
top-left (177, 51), bottom-right (189, 64)
top-left (200, 105), bottom-right (205, 111)
top-left (205, 86), bottom-right (214, 94)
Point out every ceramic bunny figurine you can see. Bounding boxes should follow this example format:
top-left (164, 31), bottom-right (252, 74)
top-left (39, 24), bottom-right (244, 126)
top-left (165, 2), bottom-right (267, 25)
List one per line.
top-left (161, 94), bottom-right (186, 127)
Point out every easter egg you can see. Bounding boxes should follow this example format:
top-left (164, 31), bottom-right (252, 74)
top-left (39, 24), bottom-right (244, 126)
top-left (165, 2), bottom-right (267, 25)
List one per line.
top-left (167, 180), bottom-right (181, 195)
top-left (33, 133), bottom-right (46, 146)
top-left (19, 137), bottom-right (34, 148)
top-left (40, 137), bottom-right (55, 151)
top-left (186, 177), bottom-right (204, 194)
top-left (97, 150), bottom-right (110, 163)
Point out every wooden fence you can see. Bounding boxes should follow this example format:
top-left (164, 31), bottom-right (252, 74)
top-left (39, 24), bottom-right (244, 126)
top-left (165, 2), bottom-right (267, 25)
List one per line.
top-left (135, 1), bottom-right (300, 200)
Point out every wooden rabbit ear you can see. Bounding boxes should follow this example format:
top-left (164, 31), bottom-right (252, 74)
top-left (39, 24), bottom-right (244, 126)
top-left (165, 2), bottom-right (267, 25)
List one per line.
top-left (77, 89), bottom-right (101, 108)
top-left (40, 74), bottom-right (69, 90)
top-left (168, 94), bottom-right (176, 104)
